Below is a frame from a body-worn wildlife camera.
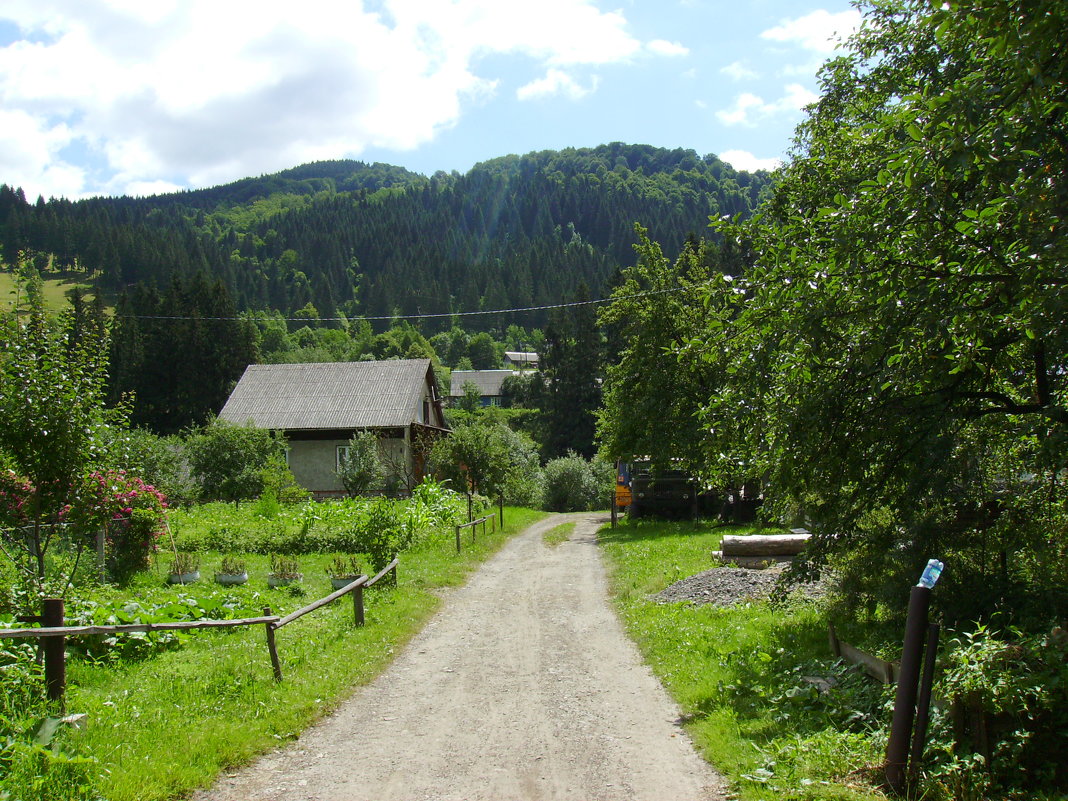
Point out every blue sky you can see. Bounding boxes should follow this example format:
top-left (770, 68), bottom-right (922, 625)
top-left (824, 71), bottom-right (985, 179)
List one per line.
top-left (0, 0), bottom-right (859, 200)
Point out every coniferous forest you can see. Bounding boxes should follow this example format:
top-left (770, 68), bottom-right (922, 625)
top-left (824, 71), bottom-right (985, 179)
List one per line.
top-left (0, 143), bottom-right (770, 324)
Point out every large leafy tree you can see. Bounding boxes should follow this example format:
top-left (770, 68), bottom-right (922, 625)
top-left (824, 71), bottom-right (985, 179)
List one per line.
top-left (598, 227), bottom-right (750, 480)
top-left (705, 0), bottom-right (1067, 620)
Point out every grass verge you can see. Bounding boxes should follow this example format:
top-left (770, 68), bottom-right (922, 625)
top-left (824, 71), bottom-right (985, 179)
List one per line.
top-left (542, 522), bottom-right (575, 548)
top-left (599, 517), bottom-right (889, 801)
top-left (67, 506), bottom-right (546, 801)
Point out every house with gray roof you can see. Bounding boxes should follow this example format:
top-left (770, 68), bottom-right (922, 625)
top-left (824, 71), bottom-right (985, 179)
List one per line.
top-left (220, 359), bottom-right (448, 497)
top-left (449, 369), bottom-right (513, 407)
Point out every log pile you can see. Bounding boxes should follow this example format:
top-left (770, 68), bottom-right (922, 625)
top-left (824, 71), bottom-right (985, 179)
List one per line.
top-left (713, 529), bottom-right (810, 568)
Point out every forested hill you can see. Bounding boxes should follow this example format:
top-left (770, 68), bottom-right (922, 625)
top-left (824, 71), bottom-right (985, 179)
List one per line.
top-left (0, 143), bottom-right (772, 329)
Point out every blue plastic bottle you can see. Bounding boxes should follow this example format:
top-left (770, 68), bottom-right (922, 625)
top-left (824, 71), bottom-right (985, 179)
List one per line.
top-left (917, 559), bottom-right (944, 589)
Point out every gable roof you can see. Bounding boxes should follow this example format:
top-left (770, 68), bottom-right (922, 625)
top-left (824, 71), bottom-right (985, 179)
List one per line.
top-left (449, 369), bottom-right (513, 397)
top-left (220, 359), bottom-right (439, 431)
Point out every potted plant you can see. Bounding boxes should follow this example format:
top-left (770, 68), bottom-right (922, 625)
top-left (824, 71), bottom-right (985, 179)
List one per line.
top-left (327, 554), bottom-right (364, 590)
top-left (214, 555), bottom-right (248, 586)
top-left (167, 552), bottom-right (200, 584)
top-left (267, 554), bottom-right (302, 588)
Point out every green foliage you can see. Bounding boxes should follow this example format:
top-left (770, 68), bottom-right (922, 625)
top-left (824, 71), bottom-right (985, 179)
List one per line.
top-left (335, 430), bottom-right (383, 497)
top-left (431, 420), bottom-right (518, 499)
top-left (103, 426), bottom-right (192, 501)
top-left (923, 626), bottom-right (1068, 799)
top-left (0, 643), bottom-right (101, 800)
top-left (184, 419), bottom-right (287, 503)
top-left (541, 453), bottom-right (611, 512)
top-left (677, 0), bottom-right (1068, 626)
top-left (536, 285), bottom-right (602, 460)
top-left (598, 227), bottom-right (747, 480)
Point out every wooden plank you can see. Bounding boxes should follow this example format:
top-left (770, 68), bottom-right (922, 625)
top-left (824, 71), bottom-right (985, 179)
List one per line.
top-left (829, 625), bottom-right (896, 684)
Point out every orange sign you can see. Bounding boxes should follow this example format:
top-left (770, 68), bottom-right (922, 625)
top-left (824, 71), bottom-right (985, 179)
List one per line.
top-left (615, 486), bottom-right (632, 507)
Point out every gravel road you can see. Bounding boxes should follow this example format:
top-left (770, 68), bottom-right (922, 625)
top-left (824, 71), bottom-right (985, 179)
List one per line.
top-left (192, 513), bottom-right (727, 801)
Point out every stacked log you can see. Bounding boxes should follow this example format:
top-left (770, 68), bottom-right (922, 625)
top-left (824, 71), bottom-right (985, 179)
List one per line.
top-left (713, 529), bottom-right (810, 568)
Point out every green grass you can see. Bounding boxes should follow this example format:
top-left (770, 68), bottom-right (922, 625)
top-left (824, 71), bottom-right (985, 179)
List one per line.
top-left (599, 518), bottom-right (889, 801)
top-left (542, 522), bottom-right (575, 547)
top-left (65, 506), bottom-right (546, 801)
top-left (0, 268), bottom-right (109, 314)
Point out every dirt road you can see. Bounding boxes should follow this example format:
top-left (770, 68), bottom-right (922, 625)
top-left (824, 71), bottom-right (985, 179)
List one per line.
top-left (193, 513), bottom-right (726, 801)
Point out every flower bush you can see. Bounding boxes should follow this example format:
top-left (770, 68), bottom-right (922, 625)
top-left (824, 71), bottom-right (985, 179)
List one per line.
top-left (0, 469), bottom-right (33, 528)
top-left (66, 470), bottom-right (168, 583)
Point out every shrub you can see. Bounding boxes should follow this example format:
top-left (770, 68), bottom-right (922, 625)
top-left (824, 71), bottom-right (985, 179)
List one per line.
top-left (184, 419), bottom-right (287, 503)
top-left (541, 453), bottom-right (611, 512)
top-left (924, 626), bottom-right (1068, 800)
top-left (65, 469), bottom-right (168, 583)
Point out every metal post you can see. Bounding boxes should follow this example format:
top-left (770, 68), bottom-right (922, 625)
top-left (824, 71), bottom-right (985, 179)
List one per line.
top-left (42, 598), bottom-right (65, 709)
top-left (909, 623), bottom-right (940, 782)
top-left (264, 606), bottom-right (282, 682)
top-left (353, 585), bottom-right (365, 627)
top-left (885, 585), bottom-right (931, 792)
top-left (455, 524), bottom-right (461, 554)
top-left (499, 495), bottom-right (504, 529)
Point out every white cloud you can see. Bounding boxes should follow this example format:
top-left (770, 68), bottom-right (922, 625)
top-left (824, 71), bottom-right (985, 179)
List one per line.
top-left (716, 83), bottom-right (819, 126)
top-left (720, 61), bottom-right (758, 81)
top-left (646, 39), bottom-right (688, 57)
top-left (0, 0), bottom-right (647, 198)
top-left (719, 150), bottom-right (781, 173)
top-left (761, 8), bottom-right (861, 54)
top-left (517, 69), bottom-right (598, 101)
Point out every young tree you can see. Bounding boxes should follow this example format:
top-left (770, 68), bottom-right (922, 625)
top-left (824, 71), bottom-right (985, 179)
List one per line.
top-left (336, 430), bottom-right (383, 497)
top-left (0, 273), bottom-right (120, 580)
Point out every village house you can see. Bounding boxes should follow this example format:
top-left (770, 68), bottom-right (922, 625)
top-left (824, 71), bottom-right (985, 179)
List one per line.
top-left (219, 359), bottom-right (448, 497)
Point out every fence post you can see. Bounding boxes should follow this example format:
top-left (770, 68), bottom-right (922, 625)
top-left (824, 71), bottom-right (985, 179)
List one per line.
top-left (41, 598), bottom-right (65, 709)
top-left (264, 606), bottom-right (282, 682)
top-left (455, 524), bottom-right (461, 554)
top-left (909, 623), bottom-right (940, 782)
top-left (96, 529), bottom-right (107, 582)
top-left (499, 495), bottom-right (504, 530)
top-left (353, 585), bottom-right (365, 627)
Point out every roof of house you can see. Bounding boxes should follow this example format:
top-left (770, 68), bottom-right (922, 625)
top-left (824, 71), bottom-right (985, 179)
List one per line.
top-left (220, 359), bottom-right (440, 430)
top-left (503, 351), bottom-right (539, 364)
top-left (449, 369), bottom-right (513, 397)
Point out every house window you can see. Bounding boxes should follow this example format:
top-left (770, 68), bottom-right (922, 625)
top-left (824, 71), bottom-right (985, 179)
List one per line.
top-left (336, 446), bottom-right (350, 471)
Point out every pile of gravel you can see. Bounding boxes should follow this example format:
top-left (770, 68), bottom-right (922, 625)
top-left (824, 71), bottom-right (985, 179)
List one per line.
top-left (654, 565), bottom-right (823, 608)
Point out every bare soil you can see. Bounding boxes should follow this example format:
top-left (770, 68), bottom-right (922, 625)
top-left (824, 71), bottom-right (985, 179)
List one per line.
top-left (192, 513), bottom-right (727, 801)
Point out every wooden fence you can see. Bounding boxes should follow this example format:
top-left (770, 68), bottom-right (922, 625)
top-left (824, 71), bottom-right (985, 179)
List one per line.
top-left (0, 557), bottom-right (400, 707)
top-left (454, 513), bottom-right (496, 553)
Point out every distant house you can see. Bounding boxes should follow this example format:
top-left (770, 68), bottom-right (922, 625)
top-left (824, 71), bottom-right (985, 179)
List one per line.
top-left (449, 369), bottom-right (513, 407)
top-left (503, 351), bottom-right (539, 372)
top-left (219, 359), bottom-right (448, 498)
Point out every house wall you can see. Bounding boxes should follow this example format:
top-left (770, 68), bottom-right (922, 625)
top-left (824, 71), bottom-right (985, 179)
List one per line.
top-left (287, 439), bottom-right (348, 495)
top-left (285, 430), bottom-right (413, 497)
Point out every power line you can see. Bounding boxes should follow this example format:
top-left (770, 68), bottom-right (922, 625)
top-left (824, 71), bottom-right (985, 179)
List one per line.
top-left (116, 284), bottom-right (700, 323)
